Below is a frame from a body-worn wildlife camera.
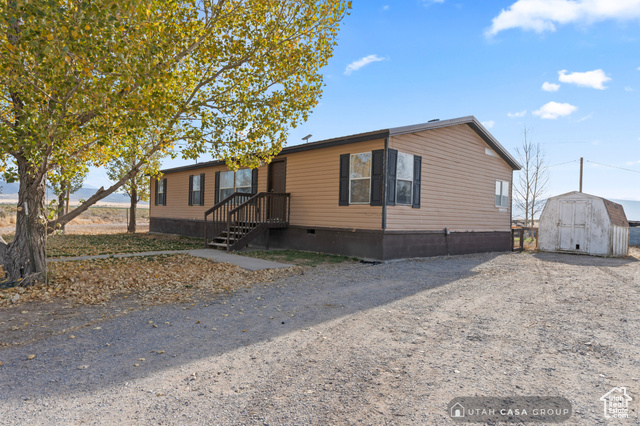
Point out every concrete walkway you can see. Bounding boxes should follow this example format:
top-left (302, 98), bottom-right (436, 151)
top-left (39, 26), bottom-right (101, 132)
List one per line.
top-left (48, 249), bottom-right (294, 271)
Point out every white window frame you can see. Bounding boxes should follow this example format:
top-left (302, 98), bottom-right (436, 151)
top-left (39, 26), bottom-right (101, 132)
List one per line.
top-left (495, 180), bottom-right (509, 208)
top-left (395, 152), bottom-right (414, 205)
top-left (219, 169), bottom-right (253, 201)
top-left (157, 179), bottom-right (166, 205)
top-left (191, 174), bottom-right (201, 205)
top-left (349, 152), bottom-right (372, 204)
top-left (219, 171), bottom-right (234, 201)
top-left (234, 169), bottom-right (252, 194)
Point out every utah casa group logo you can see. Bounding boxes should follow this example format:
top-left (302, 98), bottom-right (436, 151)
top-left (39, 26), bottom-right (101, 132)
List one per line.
top-left (601, 387), bottom-right (632, 419)
top-left (448, 396), bottom-right (572, 423)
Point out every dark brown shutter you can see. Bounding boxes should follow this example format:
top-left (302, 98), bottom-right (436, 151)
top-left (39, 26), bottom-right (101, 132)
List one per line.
top-left (214, 171), bottom-right (220, 204)
top-left (370, 149), bottom-right (384, 206)
top-left (251, 169), bottom-right (258, 194)
top-left (154, 179), bottom-right (159, 206)
top-left (200, 173), bottom-right (205, 206)
top-left (188, 175), bottom-right (193, 206)
top-left (162, 178), bottom-right (167, 206)
top-left (386, 149), bottom-right (397, 206)
top-left (339, 153), bottom-right (350, 206)
top-left (412, 155), bottom-right (421, 208)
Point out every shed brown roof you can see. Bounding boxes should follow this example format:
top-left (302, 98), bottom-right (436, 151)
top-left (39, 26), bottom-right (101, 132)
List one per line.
top-left (603, 199), bottom-right (629, 227)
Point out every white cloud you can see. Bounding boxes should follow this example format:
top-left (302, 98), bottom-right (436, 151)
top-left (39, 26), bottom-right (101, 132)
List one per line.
top-left (486, 0), bottom-right (640, 37)
top-left (382, 5), bottom-right (389, 11)
top-left (558, 69), bottom-right (611, 89)
top-left (577, 113), bottom-right (593, 122)
top-left (625, 86), bottom-right (634, 92)
top-left (344, 54), bottom-right (387, 76)
top-left (625, 160), bottom-right (640, 165)
top-left (482, 120), bottom-right (495, 129)
top-left (533, 101), bottom-right (577, 119)
top-left (542, 81), bottom-right (560, 92)
top-left (508, 110), bottom-right (527, 118)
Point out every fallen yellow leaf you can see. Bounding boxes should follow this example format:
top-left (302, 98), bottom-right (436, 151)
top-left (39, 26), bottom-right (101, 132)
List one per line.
top-left (27, 354), bottom-right (35, 360)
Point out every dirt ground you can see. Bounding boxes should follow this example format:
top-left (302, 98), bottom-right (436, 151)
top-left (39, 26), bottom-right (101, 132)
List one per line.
top-left (0, 248), bottom-right (638, 425)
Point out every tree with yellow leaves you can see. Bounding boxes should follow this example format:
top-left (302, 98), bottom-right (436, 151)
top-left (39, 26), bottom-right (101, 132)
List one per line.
top-left (0, 0), bottom-right (350, 284)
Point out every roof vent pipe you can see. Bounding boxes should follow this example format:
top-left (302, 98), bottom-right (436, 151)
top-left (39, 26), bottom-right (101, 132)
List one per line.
top-left (428, 119), bottom-right (440, 122)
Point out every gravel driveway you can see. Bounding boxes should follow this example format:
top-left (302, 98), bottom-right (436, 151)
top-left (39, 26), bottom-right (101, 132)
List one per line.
top-left (0, 250), bottom-right (638, 425)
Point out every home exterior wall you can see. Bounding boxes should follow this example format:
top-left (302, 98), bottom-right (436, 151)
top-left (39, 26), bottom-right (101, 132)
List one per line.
top-left (387, 124), bottom-right (513, 232)
top-left (149, 123), bottom-right (516, 257)
top-left (276, 138), bottom-right (385, 230)
top-left (150, 138), bottom-right (385, 232)
top-left (150, 163), bottom-right (269, 220)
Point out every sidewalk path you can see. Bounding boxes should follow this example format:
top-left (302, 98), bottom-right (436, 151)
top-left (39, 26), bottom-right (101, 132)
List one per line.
top-left (47, 249), bottom-right (293, 271)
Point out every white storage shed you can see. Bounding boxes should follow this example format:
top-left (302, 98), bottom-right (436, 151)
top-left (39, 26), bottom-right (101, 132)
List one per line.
top-left (538, 191), bottom-right (629, 257)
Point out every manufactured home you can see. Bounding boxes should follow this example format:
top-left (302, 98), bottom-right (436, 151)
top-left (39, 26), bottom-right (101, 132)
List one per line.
top-left (150, 116), bottom-right (521, 260)
top-left (538, 191), bottom-right (629, 257)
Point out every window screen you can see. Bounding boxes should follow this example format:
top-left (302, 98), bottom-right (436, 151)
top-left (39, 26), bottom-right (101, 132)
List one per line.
top-left (396, 152), bottom-right (413, 205)
top-left (349, 153), bottom-right (371, 204)
top-left (495, 180), bottom-right (509, 208)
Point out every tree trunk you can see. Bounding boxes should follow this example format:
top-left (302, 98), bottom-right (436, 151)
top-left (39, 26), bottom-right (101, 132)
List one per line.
top-left (128, 187), bottom-right (137, 233)
top-left (63, 187), bottom-right (70, 233)
top-left (56, 184), bottom-right (68, 234)
top-left (0, 156), bottom-right (47, 285)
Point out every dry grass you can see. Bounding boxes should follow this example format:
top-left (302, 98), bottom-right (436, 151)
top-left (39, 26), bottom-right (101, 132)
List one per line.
top-left (46, 232), bottom-right (203, 258)
top-left (0, 254), bottom-right (301, 307)
top-left (0, 204), bottom-right (149, 227)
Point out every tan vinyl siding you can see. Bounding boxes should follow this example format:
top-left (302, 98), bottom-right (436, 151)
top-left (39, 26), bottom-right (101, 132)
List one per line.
top-left (150, 164), bottom-right (245, 220)
top-left (150, 138), bottom-right (385, 229)
top-left (278, 139), bottom-right (384, 229)
top-left (388, 124), bottom-right (513, 232)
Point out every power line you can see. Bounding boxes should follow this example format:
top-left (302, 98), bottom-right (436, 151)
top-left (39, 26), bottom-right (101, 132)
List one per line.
top-left (548, 160), bottom-right (578, 168)
top-left (585, 160), bottom-right (640, 174)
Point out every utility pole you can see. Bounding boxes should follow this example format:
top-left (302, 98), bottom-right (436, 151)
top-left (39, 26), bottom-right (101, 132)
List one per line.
top-left (579, 157), bottom-right (583, 192)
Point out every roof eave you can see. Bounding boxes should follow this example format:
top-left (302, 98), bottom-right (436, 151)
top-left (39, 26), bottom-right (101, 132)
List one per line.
top-left (388, 116), bottom-right (522, 170)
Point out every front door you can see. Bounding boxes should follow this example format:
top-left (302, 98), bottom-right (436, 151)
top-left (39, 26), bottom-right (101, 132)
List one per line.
top-left (267, 160), bottom-right (286, 220)
top-left (268, 160), bottom-right (286, 193)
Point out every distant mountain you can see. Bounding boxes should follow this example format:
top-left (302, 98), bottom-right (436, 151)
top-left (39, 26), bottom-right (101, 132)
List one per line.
top-left (0, 182), bottom-right (148, 206)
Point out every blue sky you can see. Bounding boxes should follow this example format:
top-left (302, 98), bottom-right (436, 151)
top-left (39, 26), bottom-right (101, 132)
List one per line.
top-left (88, 0), bottom-right (640, 202)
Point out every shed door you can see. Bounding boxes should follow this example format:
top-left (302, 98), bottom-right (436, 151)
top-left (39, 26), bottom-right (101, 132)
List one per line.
top-left (558, 200), bottom-right (588, 252)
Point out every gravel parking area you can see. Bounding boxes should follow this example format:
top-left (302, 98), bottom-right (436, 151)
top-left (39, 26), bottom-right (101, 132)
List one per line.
top-left (0, 250), bottom-right (638, 425)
